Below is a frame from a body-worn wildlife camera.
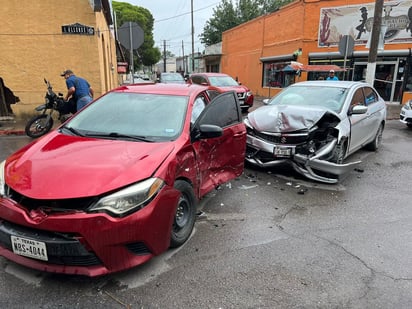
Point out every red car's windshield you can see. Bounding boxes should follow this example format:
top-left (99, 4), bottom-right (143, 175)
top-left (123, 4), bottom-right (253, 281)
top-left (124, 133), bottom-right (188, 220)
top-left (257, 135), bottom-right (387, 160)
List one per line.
top-left (67, 92), bottom-right (189, 141)
top-left (208, 76), bottom-right (239, 87)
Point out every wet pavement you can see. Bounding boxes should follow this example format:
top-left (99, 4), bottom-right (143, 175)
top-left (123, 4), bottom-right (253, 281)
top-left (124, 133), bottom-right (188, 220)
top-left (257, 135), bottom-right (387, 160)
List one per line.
top-left (0, 120), bottom-right (411, 309)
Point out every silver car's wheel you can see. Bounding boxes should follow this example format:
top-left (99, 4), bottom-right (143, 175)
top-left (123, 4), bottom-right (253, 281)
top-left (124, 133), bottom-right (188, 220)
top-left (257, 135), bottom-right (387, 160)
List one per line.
top-left (331, 140), bottom-right (347, 164)
top-left (366, 124), bottom-right (383, 151)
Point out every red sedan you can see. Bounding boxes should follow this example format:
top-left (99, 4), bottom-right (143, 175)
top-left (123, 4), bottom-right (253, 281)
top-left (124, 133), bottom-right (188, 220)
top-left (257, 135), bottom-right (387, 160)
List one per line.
top-left (0, 83), bottom-right (246, 276)
top-left (189, 73), bottom-right (254, 112)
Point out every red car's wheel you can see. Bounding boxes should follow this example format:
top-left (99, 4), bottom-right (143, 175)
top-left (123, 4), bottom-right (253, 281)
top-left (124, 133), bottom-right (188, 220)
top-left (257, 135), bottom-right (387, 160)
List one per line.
top-left (170, 180), bottom-right (196, 248)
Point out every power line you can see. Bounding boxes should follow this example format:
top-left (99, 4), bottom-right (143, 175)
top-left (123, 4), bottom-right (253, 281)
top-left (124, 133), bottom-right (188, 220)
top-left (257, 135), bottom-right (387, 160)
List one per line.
top-left (153, 2), bottom-right (219, 23)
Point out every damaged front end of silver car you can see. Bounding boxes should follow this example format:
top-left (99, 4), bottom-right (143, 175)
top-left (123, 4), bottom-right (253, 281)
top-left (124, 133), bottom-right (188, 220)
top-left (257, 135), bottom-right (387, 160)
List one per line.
top-left (244, 106), bottom-right (361, 184)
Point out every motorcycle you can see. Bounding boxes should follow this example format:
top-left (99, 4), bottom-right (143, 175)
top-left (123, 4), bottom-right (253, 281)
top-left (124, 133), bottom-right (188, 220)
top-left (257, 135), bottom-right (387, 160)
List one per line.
top-left (25, 78), bottom-right (74, 138)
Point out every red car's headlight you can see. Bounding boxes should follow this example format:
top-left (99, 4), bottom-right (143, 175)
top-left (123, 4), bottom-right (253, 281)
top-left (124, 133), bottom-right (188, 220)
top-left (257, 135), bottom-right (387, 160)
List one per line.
top-left (88, 178), bottom-right (164, 217)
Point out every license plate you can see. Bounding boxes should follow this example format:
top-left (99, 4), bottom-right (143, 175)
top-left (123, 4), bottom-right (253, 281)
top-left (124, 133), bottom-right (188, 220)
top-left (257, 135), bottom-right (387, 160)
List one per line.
top-left (274, 146), bottom-right (292, 157)
top-left (11, 236), bottom-right (48, 261)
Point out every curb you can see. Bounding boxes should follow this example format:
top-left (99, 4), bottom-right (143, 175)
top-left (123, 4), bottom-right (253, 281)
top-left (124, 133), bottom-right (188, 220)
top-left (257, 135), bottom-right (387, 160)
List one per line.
top-left (0, 129), bottom-right (25, 136)
top-left (0, 120), bottom-right (26, 136)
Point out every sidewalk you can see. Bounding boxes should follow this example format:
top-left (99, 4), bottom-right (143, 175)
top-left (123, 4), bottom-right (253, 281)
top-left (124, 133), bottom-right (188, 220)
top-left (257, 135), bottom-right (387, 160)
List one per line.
top-left (385, 101), bottom-right (402, 120)
top-left (0, 101), bottom-right (403, 136)
top-left (0, 116), bottom-right (26, 136)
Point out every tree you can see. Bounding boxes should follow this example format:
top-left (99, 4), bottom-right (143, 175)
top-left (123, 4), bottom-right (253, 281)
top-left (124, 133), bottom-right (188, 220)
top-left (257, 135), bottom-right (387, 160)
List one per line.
top-left (112, 1), bottom-right (161, 69)
top-left (163, 50), bottom-right (175, 58)
top-left (200, 0), bottom-right (293, 46)
top-left (199, 0), bottom-right (238, 46)
top-left (237, 0), bottom-right (262, 24)
top-left (259, 0), bottom-right (287, 14)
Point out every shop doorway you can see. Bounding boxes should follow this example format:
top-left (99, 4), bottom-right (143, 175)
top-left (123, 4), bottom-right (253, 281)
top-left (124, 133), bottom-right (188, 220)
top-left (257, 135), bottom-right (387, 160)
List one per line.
top-left (353, 61), bottom-right (401, 102)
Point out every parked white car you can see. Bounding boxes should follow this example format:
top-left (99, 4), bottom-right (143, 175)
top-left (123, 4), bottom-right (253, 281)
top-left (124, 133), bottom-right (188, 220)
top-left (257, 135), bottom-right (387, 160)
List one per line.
top-left (244, 81), bottom-right (387, 183)
top-left (400, 100), bottom-right (412, 128)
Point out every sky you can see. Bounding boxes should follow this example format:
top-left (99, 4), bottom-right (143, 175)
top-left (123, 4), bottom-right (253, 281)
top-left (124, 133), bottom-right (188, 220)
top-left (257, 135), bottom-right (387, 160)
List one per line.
top-left (121, 0), bottom-right (220, 57)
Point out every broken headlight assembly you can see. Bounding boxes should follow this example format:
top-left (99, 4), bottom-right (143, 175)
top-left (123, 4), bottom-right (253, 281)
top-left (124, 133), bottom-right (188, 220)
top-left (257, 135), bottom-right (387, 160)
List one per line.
top-left (88, 177), bottom-right (164, 217)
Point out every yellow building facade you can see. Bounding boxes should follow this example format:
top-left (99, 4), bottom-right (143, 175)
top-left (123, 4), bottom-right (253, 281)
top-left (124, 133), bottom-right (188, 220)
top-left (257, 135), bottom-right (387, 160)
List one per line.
top-left (0, 0), bottom-right (118, 116)
top-left (221, 0), bottom-right (412, 104)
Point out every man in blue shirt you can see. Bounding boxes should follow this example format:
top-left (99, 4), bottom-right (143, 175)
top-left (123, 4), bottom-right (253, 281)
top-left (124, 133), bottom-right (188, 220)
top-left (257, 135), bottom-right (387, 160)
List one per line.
top-left (61, 69), bottom-right (94, 111)
top-left (326, 70), bottom-right (339, 81)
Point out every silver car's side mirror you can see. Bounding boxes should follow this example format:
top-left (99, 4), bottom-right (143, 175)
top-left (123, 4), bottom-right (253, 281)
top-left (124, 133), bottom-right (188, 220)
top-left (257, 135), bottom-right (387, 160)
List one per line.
top-left (350, 105), bottom-right (368, 115)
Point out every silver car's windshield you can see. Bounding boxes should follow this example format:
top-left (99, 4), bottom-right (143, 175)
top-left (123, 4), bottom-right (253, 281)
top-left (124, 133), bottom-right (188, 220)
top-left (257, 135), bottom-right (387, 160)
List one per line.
top-left (268, 85), bottom-right (349, 113)
top-left (66, 92), bottom-right (188, 141)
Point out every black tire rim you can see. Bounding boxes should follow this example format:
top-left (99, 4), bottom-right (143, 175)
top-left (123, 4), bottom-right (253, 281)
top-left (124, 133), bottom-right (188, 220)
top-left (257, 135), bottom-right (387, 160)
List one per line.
top-left (375, 125), bottom-right (383, 147)
top-left (174, 195), bottom-right (190, 230)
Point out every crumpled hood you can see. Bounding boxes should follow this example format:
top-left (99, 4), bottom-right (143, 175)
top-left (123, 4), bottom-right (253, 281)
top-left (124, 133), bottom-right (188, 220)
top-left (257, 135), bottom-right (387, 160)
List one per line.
top-left (5, 132), bottom-right (175, 199)
top-left (247, 104), bottom-right (339, 132)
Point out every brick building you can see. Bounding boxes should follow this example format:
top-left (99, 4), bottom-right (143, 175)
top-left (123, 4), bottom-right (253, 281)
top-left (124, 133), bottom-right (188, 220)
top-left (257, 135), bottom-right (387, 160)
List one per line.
top-left (0, 0), bottom-right (118, 117)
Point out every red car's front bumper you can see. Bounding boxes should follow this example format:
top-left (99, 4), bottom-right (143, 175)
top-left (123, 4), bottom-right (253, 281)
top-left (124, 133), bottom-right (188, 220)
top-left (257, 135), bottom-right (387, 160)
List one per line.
top-left (0, 186), bottom-right (179, 276)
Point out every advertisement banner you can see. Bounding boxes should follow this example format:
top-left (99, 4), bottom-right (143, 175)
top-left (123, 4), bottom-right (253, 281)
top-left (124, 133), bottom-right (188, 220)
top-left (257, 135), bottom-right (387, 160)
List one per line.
top-left (318, 0), bottom-right (412, 47)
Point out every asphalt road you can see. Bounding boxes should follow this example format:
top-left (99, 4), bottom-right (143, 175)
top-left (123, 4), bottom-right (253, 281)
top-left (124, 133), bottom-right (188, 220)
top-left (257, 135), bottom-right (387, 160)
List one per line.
top-left (0, 120), bottom-right (411, 309)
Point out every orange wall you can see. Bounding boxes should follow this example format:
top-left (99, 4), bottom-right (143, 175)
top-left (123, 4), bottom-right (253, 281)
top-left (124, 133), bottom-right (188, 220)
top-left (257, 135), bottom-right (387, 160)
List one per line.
top-left (222, 1), bottom-right (305, 97)
top-left (221, 0), bottom-right (412, 102)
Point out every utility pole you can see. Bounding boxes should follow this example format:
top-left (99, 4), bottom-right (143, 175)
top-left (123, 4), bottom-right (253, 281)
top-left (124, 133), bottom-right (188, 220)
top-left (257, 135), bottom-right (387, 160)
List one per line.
top-left (129, 21), bottom-right (134, 80)
top-left (365, 0), bottom-right (384, 85)
top-left (191, 0), bottom-right (195, 73)
top-left (182, 40), bottom-right (186, 74)
top-left (163, 40), bottom-right (167, 73)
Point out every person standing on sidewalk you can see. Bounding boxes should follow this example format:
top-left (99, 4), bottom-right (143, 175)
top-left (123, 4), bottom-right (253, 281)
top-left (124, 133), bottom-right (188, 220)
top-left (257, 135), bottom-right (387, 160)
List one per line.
top-left (326, 70), bottom-right (339, 81)
top-left (61, 69), bottom-right (94, 111)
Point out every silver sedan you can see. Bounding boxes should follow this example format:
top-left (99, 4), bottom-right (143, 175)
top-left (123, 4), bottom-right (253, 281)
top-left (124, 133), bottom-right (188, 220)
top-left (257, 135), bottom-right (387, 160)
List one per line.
top-left (244, 81), bottom-right (387, 183)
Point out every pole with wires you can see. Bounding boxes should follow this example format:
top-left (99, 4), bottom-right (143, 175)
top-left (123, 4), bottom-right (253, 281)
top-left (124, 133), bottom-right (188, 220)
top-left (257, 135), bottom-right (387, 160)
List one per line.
top-left (191, 0), bottom-right (195, 73)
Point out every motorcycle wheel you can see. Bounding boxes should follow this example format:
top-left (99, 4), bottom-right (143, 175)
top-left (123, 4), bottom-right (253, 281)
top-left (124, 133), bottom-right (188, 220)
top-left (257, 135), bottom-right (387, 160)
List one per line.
top-left (25, 114), bottom-right (54, 138)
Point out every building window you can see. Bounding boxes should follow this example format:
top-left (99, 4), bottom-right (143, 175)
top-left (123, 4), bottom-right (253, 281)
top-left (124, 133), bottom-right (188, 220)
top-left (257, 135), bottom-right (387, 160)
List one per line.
top-left (262, 61), bottom-right (296, 88)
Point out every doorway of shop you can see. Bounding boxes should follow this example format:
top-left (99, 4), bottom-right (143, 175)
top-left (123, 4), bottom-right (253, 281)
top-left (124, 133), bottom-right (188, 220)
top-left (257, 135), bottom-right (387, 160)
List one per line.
top-left (353, 61), bottom-right (401, 102)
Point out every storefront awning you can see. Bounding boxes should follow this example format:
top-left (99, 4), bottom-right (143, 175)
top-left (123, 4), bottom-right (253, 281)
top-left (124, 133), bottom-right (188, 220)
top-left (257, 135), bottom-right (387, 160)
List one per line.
top-left (283, 62), bottom-right (345, 72)
top-left (309, 49), bottom-right (412, 59)
top-left (260, 53), bottom-right (296, 62)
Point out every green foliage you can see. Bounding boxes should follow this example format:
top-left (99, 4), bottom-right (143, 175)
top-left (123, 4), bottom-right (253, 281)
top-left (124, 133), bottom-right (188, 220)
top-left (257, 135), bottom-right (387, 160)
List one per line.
top-left (164, 50), bottom-right (175, 58)
top-left (112, 1), bottom-right (161, 68)
top-left (200, 0), bottom-right (293, 46)
top-left (237, 0), bottom-right (261, 23)
top-left (200, 0), bottom-right (237, 46)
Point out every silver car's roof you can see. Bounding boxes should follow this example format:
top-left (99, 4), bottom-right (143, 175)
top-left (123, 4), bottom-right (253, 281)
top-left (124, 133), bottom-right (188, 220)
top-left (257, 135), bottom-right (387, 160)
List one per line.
top-left (289, 80), bottom-right (370, 88)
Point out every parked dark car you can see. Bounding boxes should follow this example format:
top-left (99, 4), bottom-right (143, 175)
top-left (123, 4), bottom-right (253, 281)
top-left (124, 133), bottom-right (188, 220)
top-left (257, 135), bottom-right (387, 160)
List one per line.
top-left (189, 73), bottom-right (254, 112)
top-left (244, 81), bottom-right (387, 183)
top-left (0, 83), bottom-right (246, 276)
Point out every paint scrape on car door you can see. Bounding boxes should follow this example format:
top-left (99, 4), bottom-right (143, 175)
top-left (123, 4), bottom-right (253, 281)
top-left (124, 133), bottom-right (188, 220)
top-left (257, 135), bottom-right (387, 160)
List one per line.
top-left (192, 91), bottom-right (246, 196)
